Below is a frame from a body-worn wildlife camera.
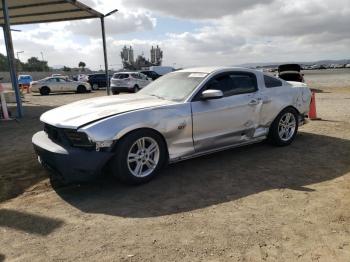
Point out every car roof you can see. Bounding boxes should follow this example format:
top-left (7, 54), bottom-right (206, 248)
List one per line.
top-left (176, 66), bottom-right (258, 74)
top-left (114, 72), bottom-right (137, 74)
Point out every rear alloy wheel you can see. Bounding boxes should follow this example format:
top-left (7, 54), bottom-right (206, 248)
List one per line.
top-left (92, 83), bottom-right (99, 90)
top-left (268, 108), bottom-right (298, 146)
top-left (111, 130), bottom-right (167, 184)
top-left (40, 86), bottom-right (50, 96)
top-left (133, 85), bottom-right (140, 93)
top-left (77, 85), bottom-right (87, 93)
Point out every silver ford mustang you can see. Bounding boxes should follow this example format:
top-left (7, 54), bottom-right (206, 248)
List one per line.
top-left (32, 67), bottom-right (312, 184)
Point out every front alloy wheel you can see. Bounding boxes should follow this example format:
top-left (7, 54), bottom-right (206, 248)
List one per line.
top-left (111, 129), bottom-right (166, 184)
top-left (127, 137), bottom-right (160, 177)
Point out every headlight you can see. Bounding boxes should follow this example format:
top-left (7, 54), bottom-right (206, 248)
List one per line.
top-left (63, 130), bottom-right (95, 149)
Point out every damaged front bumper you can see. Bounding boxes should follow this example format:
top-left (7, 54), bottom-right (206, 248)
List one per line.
top-left (32, 131), bottom-right (113, 182)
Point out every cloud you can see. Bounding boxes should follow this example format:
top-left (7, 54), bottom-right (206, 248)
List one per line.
top-left (0, 0), bottom-right (349, 70)
top-left (122, 0), bottom-right (274, 19)
top-left (67, 11), bottom-right (156, 37)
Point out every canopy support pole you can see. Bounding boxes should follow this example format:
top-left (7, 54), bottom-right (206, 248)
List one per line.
top-left (1, 0), bottom-right (23, 118)
top-left (100, 16), bottom-right (110, 95)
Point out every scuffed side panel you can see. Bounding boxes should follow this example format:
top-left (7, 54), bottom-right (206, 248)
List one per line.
top-left (80, 103), bottom-right (194, 160)
top-left (259, 85), bottom-right (310, 127)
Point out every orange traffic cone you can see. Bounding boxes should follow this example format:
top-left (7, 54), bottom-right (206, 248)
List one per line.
top-left (309, 91), bottom-right (321, 120)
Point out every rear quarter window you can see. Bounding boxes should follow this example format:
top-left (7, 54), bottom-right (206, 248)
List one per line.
top-left (264, 75), bottom-right (283, 88)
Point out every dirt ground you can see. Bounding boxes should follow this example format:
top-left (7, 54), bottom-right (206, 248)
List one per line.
top-left (1, 72), bottom-right (350, 261)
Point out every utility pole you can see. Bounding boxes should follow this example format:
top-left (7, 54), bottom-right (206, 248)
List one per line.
top-left (40, 51), bottom-right (45, 71)
top-left (16, 50), bottom-right (23, 60)
top-left (2, 0), bottom-right (23, 118)
top-left (16, 51), bottom-right (24, 71)
top-left (100, 8), bottom-right (118, 95)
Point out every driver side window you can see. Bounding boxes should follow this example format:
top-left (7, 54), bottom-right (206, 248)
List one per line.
top-left (206, 72), bottom-right (257, 97)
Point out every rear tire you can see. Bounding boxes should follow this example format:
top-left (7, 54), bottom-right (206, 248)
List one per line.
top-left (77, 85), bottom-right (87, 93)
top-left (112, 91), bottom-right (120, 95)
top-left (268, 107), bottom-right (299, 146)
top-left (133, 85), bottom-right (139, 93)
top-left (40, 86), bottom-right (50, 96)
top-left (111, 129), bottom-right (167, 185)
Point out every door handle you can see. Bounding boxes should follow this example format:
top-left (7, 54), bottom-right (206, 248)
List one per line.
top-left (248, 98), bottom-right (260, 105)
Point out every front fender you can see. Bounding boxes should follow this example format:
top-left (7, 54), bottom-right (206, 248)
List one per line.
top-left (80, 103), bottom-right (195, 159)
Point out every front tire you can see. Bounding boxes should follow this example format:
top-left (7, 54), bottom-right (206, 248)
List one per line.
top-left (268, 108), bottom-right (299, 146)
top-left (111, 129), bottom-right (167, 184)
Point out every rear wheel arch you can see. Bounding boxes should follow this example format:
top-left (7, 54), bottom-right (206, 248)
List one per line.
top-left (280, 105), bottom-right (300, 116)
top-left (268, 106), bottom-right (299, 146)
top-left (270, 105), bottom-right (300, 124)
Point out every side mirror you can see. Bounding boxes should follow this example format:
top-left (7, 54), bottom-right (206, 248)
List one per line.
top-left (201, 89), bottom-right (223, 100)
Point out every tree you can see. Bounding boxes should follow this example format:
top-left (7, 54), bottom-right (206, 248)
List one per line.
top-left (22, 57), bottom-right (49, 71)
top-left (62, 66), bottom-right (71, 72)
top-left (0, 53), bottom-right (50, 72)
top-left (0, 53), bottom-right (9, 71)
top-left (78, 61), bottom-right (86, 72)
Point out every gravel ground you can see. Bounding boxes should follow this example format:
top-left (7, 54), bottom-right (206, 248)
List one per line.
top-left (0, 78), bottom-right (350, 261)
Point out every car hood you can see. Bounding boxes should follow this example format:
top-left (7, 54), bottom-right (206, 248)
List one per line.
top-left (40, 94), bottom-right (175, 129)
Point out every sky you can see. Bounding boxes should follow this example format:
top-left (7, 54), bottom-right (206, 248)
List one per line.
top-left (1, 0), bottom-right (349, 70)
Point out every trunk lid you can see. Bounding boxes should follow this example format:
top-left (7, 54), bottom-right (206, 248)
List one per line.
top-left (278, 64), bottom-right (301, 72)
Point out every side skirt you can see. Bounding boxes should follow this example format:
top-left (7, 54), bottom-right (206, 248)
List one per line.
top-left (169, 136), bottom-right (266, 163)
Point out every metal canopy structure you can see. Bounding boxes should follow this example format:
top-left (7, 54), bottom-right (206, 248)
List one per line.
top-left (0, 0), bottom-right (115, 118)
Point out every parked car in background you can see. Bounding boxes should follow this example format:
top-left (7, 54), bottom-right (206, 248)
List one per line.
top-left (277, 64), bottom-right (304, 82)
top-left (87, 73), bottom-right (111, 90)
top-left (139, 70), bottom-right (161, 80)
top-left (32, 67), bottom-right (311, 185)
top-left (111, 72), bottom-right (152, 94)
top-left (18, 75), bottom-right (33, 87)
top-left (31, 77), bottom-right (91, 95)
top-left (73, 74), bottom-right (89, 82)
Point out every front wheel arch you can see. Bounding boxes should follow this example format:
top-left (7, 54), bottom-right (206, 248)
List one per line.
top-left (110, 128), bottom-right (169, 184)
top-left (112, 128), bottom-right (169, 160)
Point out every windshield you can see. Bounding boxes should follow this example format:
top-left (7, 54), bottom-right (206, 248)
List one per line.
top-left (138, 72), bottom-right (208, 102)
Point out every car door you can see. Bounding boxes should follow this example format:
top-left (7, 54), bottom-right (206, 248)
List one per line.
top-left (56, 77), bottom-right (68, 92)
top-left (47, 78), bottom-right (60, 92)
top-left (138, 73), bottom-right (149, 88)
top-left (191, 71), bottom-right (262, 152)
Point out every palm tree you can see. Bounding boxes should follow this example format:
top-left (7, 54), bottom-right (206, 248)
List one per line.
top-left (78, 61), bottom-right (86, 72)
